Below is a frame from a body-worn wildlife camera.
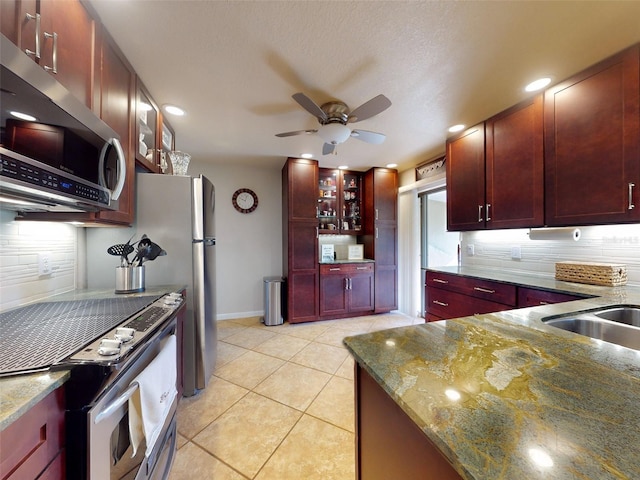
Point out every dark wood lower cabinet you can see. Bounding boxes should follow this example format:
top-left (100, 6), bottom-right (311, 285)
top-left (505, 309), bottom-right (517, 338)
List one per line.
top-left (355, 364), bottom-right (462, 480)
top-left (319, 263), bottom-right (374, 318)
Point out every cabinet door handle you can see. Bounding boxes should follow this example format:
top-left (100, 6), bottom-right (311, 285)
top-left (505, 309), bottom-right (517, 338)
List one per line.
top-left (375, 227), bottom-right (379, 239)
top-left (375, 208), bottom-right (379, 220)
top-left (316, 227), bottom-right (319, 239)
top-left (432, 300), bottom-right (448, 307)
top-left (43, 31), bottom-right (58, 73)
top-left (432, 278), bottom-right (449, 284)
top-left (349, 278), bottom-right (353, 290)
top-left (356, 266), bottom-right (368, 270)
top-left (316, 206), bottom-right (320, 218)
top-left (485, 203), bottom-right (491, 221)
top-left (24, 13), bottom-right (41, 59)
top-left (478, 205), bottom-right (483, 222)
top-left (629, 183), bottom-right (636, 210)
top-left (473, 287), bottom-right (495, 294)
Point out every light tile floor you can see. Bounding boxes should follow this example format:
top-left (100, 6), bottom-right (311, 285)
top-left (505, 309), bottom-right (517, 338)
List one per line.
top-left (169, 312), bottom-right (423, 480)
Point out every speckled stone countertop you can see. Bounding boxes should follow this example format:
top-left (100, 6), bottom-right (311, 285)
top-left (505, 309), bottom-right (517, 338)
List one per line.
top-left (345, 276), bottom-right (640, 480)
top-left (0, 285), bottom-right (184, 431)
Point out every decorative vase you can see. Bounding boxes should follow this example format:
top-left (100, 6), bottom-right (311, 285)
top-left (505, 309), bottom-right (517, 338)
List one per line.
top-left (168, 151), bottom-right (191, 176)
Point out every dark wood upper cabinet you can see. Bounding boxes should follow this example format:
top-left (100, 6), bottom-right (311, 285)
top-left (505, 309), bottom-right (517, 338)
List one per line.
top-left (38, 0), bottom-right (94, 107)
top-left (486, 94), bottom-right (544, 229)
top-left (446, 124), bottom-right (486, 231)
top-left (544, 43), bottom-right (640, 225)
top-left (2, 0), bottom-right (94, 107)
top-left (285, 158), bottom-right (319, 220)
top-left (447, 96), bottom-right (544, 231)
top-left (90, 26), bottom-right (136, 225)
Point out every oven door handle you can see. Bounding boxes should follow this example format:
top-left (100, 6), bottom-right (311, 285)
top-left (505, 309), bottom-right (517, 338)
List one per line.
top-left (94, 382), bottom-right (139, 425)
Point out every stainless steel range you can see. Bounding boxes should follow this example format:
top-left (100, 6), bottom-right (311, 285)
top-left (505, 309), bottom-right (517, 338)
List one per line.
top-left (0, 292), bottom-right (185, 480)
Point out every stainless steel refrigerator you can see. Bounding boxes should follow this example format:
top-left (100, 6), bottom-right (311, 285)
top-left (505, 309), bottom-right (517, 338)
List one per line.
top-left (134, 173), bottom-right (217, 396)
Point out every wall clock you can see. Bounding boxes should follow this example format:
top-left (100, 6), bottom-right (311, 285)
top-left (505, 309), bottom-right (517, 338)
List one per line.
top-left (232, 188), bottom-right (258, 214)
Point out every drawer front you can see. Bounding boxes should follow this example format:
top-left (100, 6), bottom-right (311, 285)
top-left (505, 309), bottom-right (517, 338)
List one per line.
top-left (426, 287), bottom-right (513, 319)
top-left (426, 271), bottom-right (516, 306)
top-left (517, 287), bottom-right (584, 307)
top-left (320, 263), bottom-right (374, 275)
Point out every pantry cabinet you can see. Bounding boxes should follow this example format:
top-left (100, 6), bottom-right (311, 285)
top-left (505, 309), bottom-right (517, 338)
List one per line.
top-left (447, 95), bottom-right (544, 231)
top-left (319, 263), bottom-right (374, 317)
top-left (317, 169), bottom-right (363, 234)
top-left (1, 0), bottom-right (94, 107)
top-left (283, 158), bottom-right (320, 323)
top-left (544, 43), bottom-right (640, 226)
top-left (363, 168), bottom-right (398, 313)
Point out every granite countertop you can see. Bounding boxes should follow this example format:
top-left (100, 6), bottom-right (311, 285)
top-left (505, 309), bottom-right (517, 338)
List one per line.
top-left (0, 285), bottom-right (185, 431)
top-left (344, 279), bottom-right (640, 480)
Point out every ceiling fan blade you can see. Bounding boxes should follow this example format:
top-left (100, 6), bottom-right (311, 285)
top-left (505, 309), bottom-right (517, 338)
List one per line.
top-left (275, 129), bottom-right (317, 137)
top-left (322, 143), bottom-right (337, 155)
top-left (351, 129), bottom-right (386, 144)
top-left (292, 93), bottom-right (328, 122)
top-left (347, 94), bottom-right (392, 123)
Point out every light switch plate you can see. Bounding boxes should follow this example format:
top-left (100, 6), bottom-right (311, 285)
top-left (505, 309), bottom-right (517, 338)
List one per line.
top-left (467, 244), bottom-right (475, 256)
top-left (511, 246), bottom-right (522, 260)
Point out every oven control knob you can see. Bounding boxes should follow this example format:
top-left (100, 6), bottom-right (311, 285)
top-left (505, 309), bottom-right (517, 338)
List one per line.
top-left (98, 338), bottom-right (121, 356)
top-left (115, 327), bottom-right (135, 343)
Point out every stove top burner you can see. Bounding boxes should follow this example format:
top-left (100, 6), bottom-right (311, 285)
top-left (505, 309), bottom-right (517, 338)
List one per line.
top-left (0, 295), bottom-right (162, 376)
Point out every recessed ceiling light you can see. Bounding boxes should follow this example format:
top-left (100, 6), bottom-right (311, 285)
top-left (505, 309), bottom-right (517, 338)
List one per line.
top-left (338, 165), bottom-right (348, 170)
top-left (525, 77), bottom-right (551, 92)
top-left (386, 163), bottom-right (398, 168)
top-left (10, 111), bottom-right (37, 121)
top-left (300, 153), bottom-right (313, 159)
top-left (448, 124), bottom-right (465, 133)
top-left (164, 104), bottom-right (185, 116)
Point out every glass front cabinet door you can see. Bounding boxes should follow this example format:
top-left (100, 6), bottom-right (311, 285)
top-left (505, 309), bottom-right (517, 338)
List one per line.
top-left (318, 169), bottom-right (362, 234)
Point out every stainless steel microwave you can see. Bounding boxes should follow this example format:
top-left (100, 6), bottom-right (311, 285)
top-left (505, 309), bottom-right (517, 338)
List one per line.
top-left (0, 34), bottom-right (125, 213)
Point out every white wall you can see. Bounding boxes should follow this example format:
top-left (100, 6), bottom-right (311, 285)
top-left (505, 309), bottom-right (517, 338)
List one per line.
top-left (0, 209), bottom-right (78, 311)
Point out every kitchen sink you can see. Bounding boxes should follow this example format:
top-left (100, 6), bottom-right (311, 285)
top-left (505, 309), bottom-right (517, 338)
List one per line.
top-left (542, 306), bottom-right (640, 351)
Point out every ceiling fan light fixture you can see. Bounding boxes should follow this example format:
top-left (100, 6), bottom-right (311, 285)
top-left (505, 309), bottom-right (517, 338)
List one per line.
top-left (318, 123), bottom-right (352, 145)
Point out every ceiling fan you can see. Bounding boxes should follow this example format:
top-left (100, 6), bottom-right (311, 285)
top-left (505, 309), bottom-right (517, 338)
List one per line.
top-left (275, 92), bottom-right (392, 155)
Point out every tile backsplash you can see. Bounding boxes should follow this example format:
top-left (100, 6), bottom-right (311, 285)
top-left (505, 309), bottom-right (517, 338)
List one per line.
top-left (461, 224), bottom-right (640, 285)
top-left (0, 209), bottom-right (78, 311)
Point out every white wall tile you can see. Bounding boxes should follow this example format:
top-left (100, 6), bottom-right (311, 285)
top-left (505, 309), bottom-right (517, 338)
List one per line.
top-left (0, 209), bottom-right (78, 311)
top-left (461, 225), bottom-right (640, 285)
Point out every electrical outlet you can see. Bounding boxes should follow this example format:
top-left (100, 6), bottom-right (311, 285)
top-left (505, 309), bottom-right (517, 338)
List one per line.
top-left (467, 244), bottom-right (475, 256)
top-left (511, 246), bottom-right (522, 260)
top-left (38, 252), bottom-right (52, 275)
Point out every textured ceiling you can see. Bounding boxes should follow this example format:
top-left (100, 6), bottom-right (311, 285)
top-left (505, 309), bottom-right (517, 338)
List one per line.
top-left (87, 1), bottom-right (640, 172)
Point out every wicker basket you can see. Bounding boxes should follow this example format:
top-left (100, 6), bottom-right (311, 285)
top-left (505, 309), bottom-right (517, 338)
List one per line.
top-left (555, 261), bottom-right (627, 286)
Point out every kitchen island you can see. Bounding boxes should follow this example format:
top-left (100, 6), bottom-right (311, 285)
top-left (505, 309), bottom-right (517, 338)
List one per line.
top-left (344, 285), bottom-right (640, 480)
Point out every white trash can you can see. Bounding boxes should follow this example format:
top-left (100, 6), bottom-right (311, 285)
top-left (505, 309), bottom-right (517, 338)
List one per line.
top-left (263, 276), bottom-right (284, 326)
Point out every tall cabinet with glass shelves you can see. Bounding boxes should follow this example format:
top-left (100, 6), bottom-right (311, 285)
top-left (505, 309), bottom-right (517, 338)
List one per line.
top-left (317, 169), bottom-right (363, 234)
